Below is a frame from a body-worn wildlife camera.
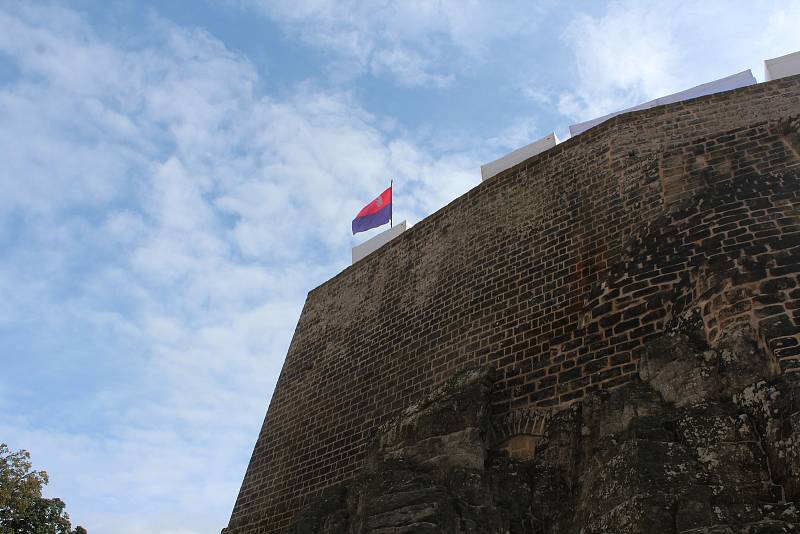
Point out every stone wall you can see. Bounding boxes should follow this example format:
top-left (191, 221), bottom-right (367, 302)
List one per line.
top-left (281, 322), bottom-right (800, 533)
top-left (225, 76), bottom-right (800, 533)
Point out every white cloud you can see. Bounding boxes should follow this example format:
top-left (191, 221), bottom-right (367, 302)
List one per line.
top-left (234, 0), bottom-right (543, 87)
top-left (558, 3), bottom-right (683, 121)
top-left (484, 117), bottom-right (541, 152)
top-left (0, 3), bottom-right (479, 533)
top-left (555, 0), bottom-right (800, 122)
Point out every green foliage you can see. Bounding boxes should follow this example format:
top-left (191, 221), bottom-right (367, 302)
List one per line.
top-left (0, 443), bottom-right (86, 534)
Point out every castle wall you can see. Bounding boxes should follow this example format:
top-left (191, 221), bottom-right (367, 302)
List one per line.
top-left (225, 76), bottom-right (800, 534)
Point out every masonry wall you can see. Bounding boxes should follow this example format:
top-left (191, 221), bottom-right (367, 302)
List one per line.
top-left (225, 76), bottom-right (800, 534)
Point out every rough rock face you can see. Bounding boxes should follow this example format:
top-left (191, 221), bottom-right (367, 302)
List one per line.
top-left (288, 367), bottom-right (534, 533)
top-left (288, 323), bottom-right (800, 534)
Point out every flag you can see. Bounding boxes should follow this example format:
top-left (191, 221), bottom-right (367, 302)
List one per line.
top-left (352, 186), bottom-right (392, 235)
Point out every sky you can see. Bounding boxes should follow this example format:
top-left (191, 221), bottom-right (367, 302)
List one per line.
top-left (0, 1), bottom-right (798, 532)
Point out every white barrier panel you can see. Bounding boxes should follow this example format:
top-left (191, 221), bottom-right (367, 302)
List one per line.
top-left (352, 220), bottom-right (409, 264)
top-left (765, 51), bottom-right (800, 82)
top-left (569, 70), bottom-right (756, 137)
top-left (480, 133), bottom-right (559, 181)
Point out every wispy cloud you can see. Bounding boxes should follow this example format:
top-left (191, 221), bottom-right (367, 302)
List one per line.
top-left (550, 0), bottom-right (800, 122)
top-left (233, 0), bottom-right (543, 87)
top-left (558, 2), bottom-right (681, 120)
top-left (0, 3), bottom-right (479, 532)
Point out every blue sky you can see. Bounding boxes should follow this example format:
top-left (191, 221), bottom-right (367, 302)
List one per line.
top-left (0, 1), bottom-right (798, 532)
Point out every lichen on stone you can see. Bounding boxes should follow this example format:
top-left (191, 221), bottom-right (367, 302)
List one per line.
top-left (288, 325), bottom-right (800, 533)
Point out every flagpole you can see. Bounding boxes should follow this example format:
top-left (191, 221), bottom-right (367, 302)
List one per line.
top-left (390, 179), bottom-right (393, 228)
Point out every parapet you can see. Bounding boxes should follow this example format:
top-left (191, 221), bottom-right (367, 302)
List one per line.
top-left (351, 221), bottom-right (409, 264)
top-left (481, 133), bottom-right (559, 181)
top-left (766, 50), bottom-right (800, 82)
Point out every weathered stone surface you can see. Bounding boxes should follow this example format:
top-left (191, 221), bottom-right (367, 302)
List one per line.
top-left (374, 367), bottom-right (493, 471)
top-left (227, 76), bottom-right (800, 534)
top-left (287, 486), bottom-right (349, 534)
top-left (288, 367), bottom-right (534, 533)
top-left (640, 322), bottom-right (778, 408)
top-left (735, 379), bottom-right (800, 502)
top-left (288, 324), bottom-right (800, 533)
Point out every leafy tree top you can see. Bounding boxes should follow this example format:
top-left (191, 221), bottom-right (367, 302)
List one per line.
top-left (0, 443), bottom-right (86, 534)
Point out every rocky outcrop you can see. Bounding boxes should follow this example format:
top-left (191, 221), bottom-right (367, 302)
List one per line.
top-left (288, 323), bottom-right (800, 534)
top-left (288, 367), bottom-right (535, 533)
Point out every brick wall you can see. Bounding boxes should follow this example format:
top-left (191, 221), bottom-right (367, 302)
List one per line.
top-left (224, 76), bottom-right (800, 533)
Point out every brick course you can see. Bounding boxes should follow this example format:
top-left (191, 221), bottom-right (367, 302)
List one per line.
top-left (224, 75), bottom-right (800, 534)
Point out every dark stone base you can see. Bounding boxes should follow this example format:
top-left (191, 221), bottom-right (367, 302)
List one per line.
top-left (287, 325), bottom-right (800, 534)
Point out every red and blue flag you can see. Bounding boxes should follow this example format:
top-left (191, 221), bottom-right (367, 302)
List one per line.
top-left (352, 186), bottom-right (392, 234)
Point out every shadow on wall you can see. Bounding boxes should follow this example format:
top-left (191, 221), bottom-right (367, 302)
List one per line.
top-left (572, 167), bottom-right (800, 385)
